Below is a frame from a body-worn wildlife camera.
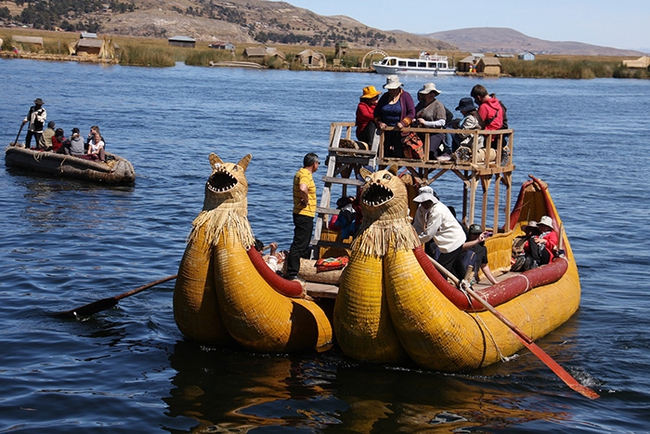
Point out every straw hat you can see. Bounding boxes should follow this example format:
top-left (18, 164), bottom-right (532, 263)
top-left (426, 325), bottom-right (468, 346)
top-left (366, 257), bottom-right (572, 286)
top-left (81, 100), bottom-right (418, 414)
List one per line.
top-left (413, 186), bottom-right (439, 204)
top-left (361, 85), bottom-right (381, 99)
top-left (418, 82), bottom-right (441, 96)
top-left (34, 98), bottom-right (44, 105)
top-left (383, 75), bottom-right (403, 89)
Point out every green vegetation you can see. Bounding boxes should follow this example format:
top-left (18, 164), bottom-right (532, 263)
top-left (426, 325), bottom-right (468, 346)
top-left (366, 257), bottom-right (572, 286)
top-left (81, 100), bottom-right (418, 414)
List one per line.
top-left (43, 39), bottom-right (70, 55)
top-left (500, 58), bottom-right (617, 78)
top-left (185, 48), bottom-right (234, 66)
top-left (118, 45), bottom-right (175, 67)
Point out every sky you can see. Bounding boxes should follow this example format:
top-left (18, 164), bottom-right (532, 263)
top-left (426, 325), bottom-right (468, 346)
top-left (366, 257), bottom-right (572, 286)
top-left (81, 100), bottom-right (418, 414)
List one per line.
top-left (277, 0), bottom-right (649, 51)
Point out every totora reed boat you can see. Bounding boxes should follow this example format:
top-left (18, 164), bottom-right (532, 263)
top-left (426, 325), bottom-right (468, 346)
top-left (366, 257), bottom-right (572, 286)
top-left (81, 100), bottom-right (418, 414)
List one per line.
top-left (5, 144), bottom-right (136, 185)
top-left (172, 123), bottom-right (583, 378)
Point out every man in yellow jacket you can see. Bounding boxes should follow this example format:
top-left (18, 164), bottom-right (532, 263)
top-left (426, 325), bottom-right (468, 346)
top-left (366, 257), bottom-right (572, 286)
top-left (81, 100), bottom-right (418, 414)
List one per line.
top-left (285, 152), bottom-right (320, 281)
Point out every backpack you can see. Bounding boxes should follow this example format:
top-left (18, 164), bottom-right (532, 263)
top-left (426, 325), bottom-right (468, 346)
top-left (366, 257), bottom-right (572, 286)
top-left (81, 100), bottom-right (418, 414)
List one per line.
top-left (499, 100), bottom-right (508, 129)
top-left (485, 94), bottom-right (508, 129)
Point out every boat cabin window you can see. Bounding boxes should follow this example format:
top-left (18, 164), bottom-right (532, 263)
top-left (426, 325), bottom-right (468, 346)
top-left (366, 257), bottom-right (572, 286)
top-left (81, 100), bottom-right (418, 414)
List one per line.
top-left (398, 60), bottom-right (406, 67)
top-left (418, 62), bottom-right (427, 68)
top-left (407, 61), bottom-right (417, 67)
top-left (428, 62), bottom-right (436, 68)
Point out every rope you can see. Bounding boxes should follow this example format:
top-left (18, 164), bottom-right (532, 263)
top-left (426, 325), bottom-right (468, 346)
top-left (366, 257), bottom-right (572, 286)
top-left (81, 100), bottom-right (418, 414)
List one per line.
top-left (460, 279), bottom-right (512, 363)
top-left (32, 150), bottom-right (44, 162)
top-left (473, 310), bottom-right (512, 363)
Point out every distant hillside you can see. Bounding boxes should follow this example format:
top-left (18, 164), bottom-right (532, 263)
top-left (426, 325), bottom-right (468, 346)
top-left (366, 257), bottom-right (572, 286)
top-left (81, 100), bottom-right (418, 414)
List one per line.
top-left (427, 27), bottom-right (642, 56)
top-left (1, 1), bottom-right (642, 56)
top-left (0, 0), bottom-right (455, 51)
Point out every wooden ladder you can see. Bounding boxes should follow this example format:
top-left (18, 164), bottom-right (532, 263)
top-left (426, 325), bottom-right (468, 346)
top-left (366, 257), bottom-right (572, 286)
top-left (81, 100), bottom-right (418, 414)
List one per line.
top-left (310, 122), bottom-right (379, 257)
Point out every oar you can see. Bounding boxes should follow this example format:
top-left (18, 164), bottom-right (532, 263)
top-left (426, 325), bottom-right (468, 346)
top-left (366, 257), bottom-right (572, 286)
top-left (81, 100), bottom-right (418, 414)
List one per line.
top-left (11, 121), bottom-right (25, 146)
top-left (426, 255), bottom-right (599, 399)
top-left (52, 274), bottom-right (177, 318)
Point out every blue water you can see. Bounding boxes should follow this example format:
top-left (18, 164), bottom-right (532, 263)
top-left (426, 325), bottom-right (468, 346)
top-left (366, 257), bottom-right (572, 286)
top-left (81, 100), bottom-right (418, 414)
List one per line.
top-left (1, 58), bottom-right (650, 433)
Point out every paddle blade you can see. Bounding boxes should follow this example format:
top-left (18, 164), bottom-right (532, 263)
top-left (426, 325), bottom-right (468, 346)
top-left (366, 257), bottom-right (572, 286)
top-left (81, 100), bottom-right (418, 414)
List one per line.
top-left (516, 335), bottom-right (599, 399)
top-left (50, 297), bottom-right (118, 318)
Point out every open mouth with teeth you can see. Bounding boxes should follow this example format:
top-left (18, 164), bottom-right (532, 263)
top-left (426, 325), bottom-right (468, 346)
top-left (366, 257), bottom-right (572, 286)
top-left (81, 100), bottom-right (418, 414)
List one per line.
top-left (206, 167), bottom-right (238, 193)
top-left (362, 182), bottom-right (394, 207)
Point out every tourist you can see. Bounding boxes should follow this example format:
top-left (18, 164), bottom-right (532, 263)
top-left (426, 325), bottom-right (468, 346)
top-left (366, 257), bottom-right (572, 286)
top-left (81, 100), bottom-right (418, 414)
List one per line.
top-left (462, 224), bottom-right (499, 285)
top-left (355, 85), bottom-right (381, 145)
top-left (285, 153), bottom-right (319, 281)
top-left (63, 127), bottom-right (86, 156)
top-left (413, 82), bottom-right (449, 160)
top-left (40, 121), bottom-right (56, 151)
top-left (512, 216), bottom-right (558, 271)
top-left (374, 75), bottom-right (415, 158)
top-left (451, 97), bottom-right (485, 152)
top-left (51, 128), bottom-right (67, 153)
top-left (511, 220), bottom-right (541, 272)
top-left (22, 98), bottom-right (47, 150)
top-left (254, 240), bottom-right (286, 273)
top-left (413, 186), bottom-right (466, 280)
top-left (86, 125), bottom-right (106, 161)
top-left (530, 215), bottom-right (558, 265)
top-left (470, 84), bottom-right (503, 132)
top-left (328, 196), bottom-right (358, 240)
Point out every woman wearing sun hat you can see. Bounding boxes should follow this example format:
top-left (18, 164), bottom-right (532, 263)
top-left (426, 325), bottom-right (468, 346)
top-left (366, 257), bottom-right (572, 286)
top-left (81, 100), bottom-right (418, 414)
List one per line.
top-left (452, 97), bottom-right (485, 151)
top-left (414, 82), bottom-right (449, 160)
top-left (355, 85), bottom-right (381, 144)
top-left (374, 75), bottom-right (415, 158)
top-left (520, 215), bottom-right (558, 269)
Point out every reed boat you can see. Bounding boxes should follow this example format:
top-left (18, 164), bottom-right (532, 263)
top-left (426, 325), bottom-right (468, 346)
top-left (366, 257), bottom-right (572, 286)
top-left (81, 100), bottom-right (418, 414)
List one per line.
top-left (171, 122), bottom-right (581, 373)
top-left (172, 153), bottom-right (332, 353)
top-left (301, 122), bottom-right (581, 372)
top-left (5, 144), bottom-right (135, 185)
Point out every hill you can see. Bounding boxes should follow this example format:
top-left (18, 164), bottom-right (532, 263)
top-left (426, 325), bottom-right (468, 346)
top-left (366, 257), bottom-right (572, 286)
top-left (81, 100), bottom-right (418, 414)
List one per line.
top-left (1, 1), bottom-right (642, 56)
top-left (0, 0), bottom-right (455, 51)
top-left (427, 27), bottom-right (642, 56)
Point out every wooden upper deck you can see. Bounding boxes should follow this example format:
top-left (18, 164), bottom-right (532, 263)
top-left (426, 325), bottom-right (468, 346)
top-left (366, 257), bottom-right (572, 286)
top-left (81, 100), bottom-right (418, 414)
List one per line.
top-left (312, 123), bottom-right (515, 252)
top-left (303, 123), bottom-right (517, 299)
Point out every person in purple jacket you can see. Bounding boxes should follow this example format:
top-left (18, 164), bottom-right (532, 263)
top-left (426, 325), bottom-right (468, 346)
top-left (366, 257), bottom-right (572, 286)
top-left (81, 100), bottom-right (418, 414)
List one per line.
top-left (374, 75), bottom-right (415, 158)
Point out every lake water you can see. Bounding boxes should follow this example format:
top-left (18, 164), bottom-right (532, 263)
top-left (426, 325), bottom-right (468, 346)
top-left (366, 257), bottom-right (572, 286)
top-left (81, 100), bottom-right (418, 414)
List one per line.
top-left (1, 58), bottom-right (650, 433)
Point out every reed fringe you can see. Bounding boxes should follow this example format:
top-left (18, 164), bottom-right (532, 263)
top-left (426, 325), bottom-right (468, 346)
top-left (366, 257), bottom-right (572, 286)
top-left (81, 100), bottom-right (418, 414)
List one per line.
top-left (352, 218), bottom-right (420, 257)
top-left (188, 208), bottom-right (255, 251)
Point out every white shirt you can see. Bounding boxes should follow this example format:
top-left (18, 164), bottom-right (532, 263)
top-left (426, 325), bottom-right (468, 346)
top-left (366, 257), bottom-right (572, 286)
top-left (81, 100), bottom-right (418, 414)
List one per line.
top-left (413, 201), bottom-right (465, 253)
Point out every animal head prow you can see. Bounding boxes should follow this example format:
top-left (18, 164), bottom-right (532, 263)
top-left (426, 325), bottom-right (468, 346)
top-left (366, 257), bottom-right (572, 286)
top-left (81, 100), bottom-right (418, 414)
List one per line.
top-left (359, 164), bottom-right (398, 181)
top-left (209, 153), bottom-right (252, 172)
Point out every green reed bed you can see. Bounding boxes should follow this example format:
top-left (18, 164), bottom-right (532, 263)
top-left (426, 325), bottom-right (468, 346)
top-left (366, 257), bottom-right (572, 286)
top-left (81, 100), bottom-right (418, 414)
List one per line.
top-left (184, 48), bottom-right (235, 66)
top-left (501, 58), bottom-right (622, 79)
top-left (44, 39), bottom-right (73, 55)
top-left (119, 44), bottom-right (175, 67)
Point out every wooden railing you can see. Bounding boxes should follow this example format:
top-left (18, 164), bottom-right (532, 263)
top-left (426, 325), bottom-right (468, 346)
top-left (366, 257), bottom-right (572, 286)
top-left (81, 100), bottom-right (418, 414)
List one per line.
top-left (311, 123), bottom-right (516, 257)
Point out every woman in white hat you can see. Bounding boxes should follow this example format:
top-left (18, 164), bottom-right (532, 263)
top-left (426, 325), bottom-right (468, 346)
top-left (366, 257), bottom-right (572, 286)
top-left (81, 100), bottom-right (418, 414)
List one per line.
top-left (413, 82), bottom-right (449, 160)
top-left (412, 186), bottom-right (467, 280)
top-left (373, 75), bottom-right (415, 158)
top-left (355, 85), bottom-right (381, 144)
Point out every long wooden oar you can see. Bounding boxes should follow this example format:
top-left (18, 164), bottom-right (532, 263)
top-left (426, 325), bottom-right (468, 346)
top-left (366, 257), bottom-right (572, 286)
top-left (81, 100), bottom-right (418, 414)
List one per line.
top-left (51, 274), bottom-right (177, 318)
top-left (426, 255), bottom-right (599, 399)
top-left (11, 122), bottom-right (25, 146)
